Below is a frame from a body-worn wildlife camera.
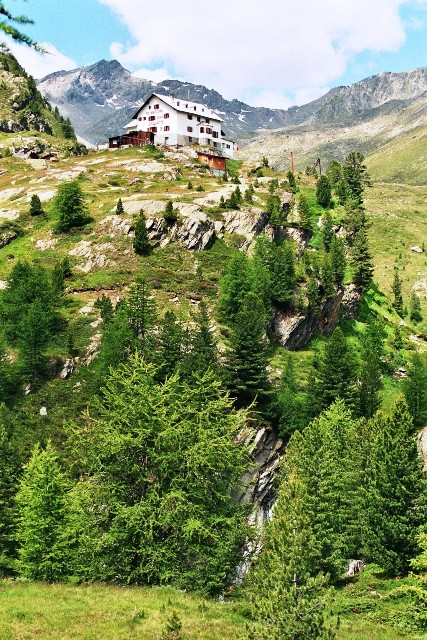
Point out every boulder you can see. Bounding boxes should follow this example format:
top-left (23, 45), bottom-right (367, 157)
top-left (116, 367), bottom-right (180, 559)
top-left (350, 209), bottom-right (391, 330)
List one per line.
top-left (223, 207), bottom-right (268, 249)
top-left (0, 230), bottom-right (18, 249)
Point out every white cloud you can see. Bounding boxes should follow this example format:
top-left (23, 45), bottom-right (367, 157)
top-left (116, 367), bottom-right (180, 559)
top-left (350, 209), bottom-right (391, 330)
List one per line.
top-left (4, 39), bottom-right (77, 79)
top-left (98, 0), bottom-right (414, 104)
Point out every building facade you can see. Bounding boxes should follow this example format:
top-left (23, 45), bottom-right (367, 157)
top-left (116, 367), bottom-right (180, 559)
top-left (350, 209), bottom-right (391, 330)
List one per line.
top-left (109, 93), bottom-right (235, 157)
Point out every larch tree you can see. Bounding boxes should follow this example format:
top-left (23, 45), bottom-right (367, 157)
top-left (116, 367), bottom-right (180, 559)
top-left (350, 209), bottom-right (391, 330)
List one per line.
top-left (53, 180), bottom-right (88, 231)
top-left (15, 441), bottom-right (69, 581)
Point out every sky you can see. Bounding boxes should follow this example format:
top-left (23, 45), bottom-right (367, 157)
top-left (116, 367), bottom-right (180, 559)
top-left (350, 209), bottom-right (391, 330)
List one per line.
top-left (3, 0), bottom-right (427, 108)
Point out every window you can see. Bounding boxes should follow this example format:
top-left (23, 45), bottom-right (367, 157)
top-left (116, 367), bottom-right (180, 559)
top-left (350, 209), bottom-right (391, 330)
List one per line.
top-left (226, 144), bottom-right (231, 149)
top-left (177, 101), bottom-right (180, 106)
top-left (212, 131), bottom-right (219, 138)
top-left (187, 126), bottom-right (193, 132)
top-left (149, 126), bottom-right (157, 132)
top-left (200, 126), bottom-right (205, 133)
top-left (188, 114), bottom-right (193, 120)
top-left (164, 126), bottom-right (170, 131)
top-left (138, 117), bottom-right (142, 121)
top-left (206, 127), bottom-right (212, 134)
top-left (149, 115), bottom-right (156, 121)
top-left (206, 118), bottom-right (210, 123)
top-left (189, 136), bottom-right (193, 143)
top-left (143, 117), bottom-right (146, 120)
top-left (197, 116), bottom-right (200, 122)
top-left (164, 113), bottom-right (169, 119)
top-left (194, 106), bottom-right (197, 110)
top-left (154, 103), bottom-right (159, 110)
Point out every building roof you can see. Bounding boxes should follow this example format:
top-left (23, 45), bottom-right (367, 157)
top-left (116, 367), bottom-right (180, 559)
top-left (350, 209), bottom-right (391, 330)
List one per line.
top-left (132, 93), bottom-right (223, 122)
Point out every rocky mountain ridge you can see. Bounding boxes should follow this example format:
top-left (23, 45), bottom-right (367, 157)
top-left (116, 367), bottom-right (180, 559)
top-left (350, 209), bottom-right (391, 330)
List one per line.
top-left (37, 59), bottom-right (427, 146)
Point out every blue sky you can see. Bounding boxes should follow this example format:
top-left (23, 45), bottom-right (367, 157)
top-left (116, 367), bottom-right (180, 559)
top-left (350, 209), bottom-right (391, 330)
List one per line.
top-left (4, 0), bottom-right (427, 108)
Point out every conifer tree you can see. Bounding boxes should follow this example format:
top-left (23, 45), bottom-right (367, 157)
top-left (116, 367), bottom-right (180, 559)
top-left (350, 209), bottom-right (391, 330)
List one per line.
top-left (287, 170), bottom-right (297, 193)
top-left (29, 193), bottom-right (44, 216)
top-left (342, 151), bottom-right (371, 205)
top-left (351, 227), bottom-right (373, 289)
top-left (297, 193), bottom-right (312, 231)
top-left (404, 353), bottom-right (427, 428)
top-left (363, 400), bottom-right (426, 574)
top-left (392, 265), bottom-right (404, 315)
top-left (98, 306), bottom-right (134, 372)
top-left (53, 180), bottom-right (88, 231)
top-left (410, 291), bottom-right (423, 323)
top-left (316, 175), bottom-right (332, 208)
top-left (156, 310), bottom-right (184, 380)
top-left (218, 252), bottom-right (254, 324)
top-left (164, 200), bottom-right (178, 225)
top-left (182, 301), bottom-right (218, 379)
top-left (326, 160), bottom-right (343, 191)
top-left (285, 401), bottom-right (365, 581)
top-left (330, 236), bottom-right (346, 286)
top-left (322, 211), bottom-right (334, 251)
top-left (19, 300), bottom-right (51, 378)
top-left (312, 327), bottom-right (357, 415)
top-left (15, 441), bottom-right (68, 581)
top-left (270, 242), bottom-right (296, 306)
top-left (321, 253), bottom-right (335, 298)
top-left (133, 210), bottom-right (151, 255)
top-left (126, 278), bottom-right (157, 348)
top-left (244, 468), bottom-right (335, 640)
top-left (224, 292), bottom-right (270, 408)
top-left (0, 422), bottom-right (20, 561)
top-left (115, 198), bottom-right (124, 215)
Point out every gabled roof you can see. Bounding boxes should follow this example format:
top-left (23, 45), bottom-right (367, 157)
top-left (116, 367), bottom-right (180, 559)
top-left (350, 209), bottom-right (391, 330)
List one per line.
top-left (133, 93), bottom-right (223, 122)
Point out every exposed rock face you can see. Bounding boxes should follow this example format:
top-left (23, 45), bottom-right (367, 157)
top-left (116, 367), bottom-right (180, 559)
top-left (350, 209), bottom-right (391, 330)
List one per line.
top-left (68, 240), bottom-right (117, 273)
top-left (223, 208), bottom-right (268, 249)
top-left (236, 425), bottom-right (285, 528)
top-left (273, 284), bottom-right (361, 350)
top-left (0, 230), bottom-right (18, 249)
top-left (146, 211), bottom-right (215, 251)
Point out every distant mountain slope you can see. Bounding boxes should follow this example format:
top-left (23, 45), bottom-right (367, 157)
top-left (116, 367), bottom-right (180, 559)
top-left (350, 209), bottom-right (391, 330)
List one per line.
top-left (37, 60), bottom-right (427, 149)
top-left (238, 90), bottom-right (427, 178)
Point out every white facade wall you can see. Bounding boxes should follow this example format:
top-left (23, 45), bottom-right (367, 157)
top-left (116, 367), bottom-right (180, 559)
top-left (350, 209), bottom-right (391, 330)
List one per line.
top-left (124, 94), bottom-right (234, 156)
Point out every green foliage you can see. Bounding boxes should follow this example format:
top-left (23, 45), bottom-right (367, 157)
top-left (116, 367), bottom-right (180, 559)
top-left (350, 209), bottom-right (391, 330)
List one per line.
top-left (342, 151), bottom-right (371, 206)
top-left (243, 468), bottom-right (335, 640)
top-left (66, 356), bottom-right (249, 593)
top-left (53, 180), bottom-right (89, 232)
top-left (115, 198), bottom-right (124, 215)
top-left (224, 292), bottom-right (271, 408)
top-left (403, 353), bottom-right (427, 428)
top-left (164, 200), bottom-right (178, 225)
top-left (297, 193), bottom-right (312, 230)
top-left (310, 328), bottom-right (358, 417)
top-left (326, 160), bottom-right (343, 190)
top-left (351, 226), bottom-right (374, 289)
top-left (265, 193), bottom-right (285, 226)
top-left (322, 211), bottom-right (334, 251)
top-left (161, 611), bottom-right (185, 640)
top-left (363, 400), bottom-right (426, 575)
top-left (29, 193), bottom-right (43, 216)
top-left (218, 252), bottom-right (254, 324)
top-left (287, 170), bottom-right (297, 193)
top-left (409, 291), bottom-right (422, 323)
top-left (0, 5), bottom-right (43, 51)
top-left (133, 210), bottom-right (151, 255)
top-left (316, 175), bottom-right (332, 208)
top-left (330, 236), bottom-right (346, 286)
top-left (94, 293), bottom-right (114, 324)
top-left (391, 265), bottom-right (403, 315)
top-left (269, 242), bottom-right (296, 306)
top-left (15, 441), bottom-right (68, 581)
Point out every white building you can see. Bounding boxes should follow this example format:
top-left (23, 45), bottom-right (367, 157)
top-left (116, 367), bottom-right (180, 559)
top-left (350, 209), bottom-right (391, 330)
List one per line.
top-left (121, 93), bottom-right (235, 157)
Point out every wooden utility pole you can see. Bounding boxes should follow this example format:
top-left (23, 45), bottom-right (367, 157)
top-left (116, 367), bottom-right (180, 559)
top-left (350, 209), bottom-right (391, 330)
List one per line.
top-left (290, 151), bottom-right (294, 174)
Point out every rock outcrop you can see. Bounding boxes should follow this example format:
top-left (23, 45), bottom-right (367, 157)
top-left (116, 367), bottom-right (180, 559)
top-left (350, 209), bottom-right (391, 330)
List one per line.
top-left (273, 284), bottom-right (361, 350)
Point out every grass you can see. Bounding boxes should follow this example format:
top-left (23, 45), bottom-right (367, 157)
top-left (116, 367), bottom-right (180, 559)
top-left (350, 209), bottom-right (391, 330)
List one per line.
top-left (0, 581), bottom-right (246, 640)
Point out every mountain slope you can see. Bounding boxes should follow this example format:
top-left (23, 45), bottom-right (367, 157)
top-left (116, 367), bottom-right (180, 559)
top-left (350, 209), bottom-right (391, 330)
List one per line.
top-left (37, 61), bottom-right (427, 147)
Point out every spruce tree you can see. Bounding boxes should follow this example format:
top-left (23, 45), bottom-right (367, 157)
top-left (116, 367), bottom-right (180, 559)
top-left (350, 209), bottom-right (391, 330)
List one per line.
top-left (98, 307), bottom-right (134, 372)
top-left (316, 175), bottom-right (332, 208)
top-left (29, 193), bottom-right (44, 216)
top-left (322, 211), bottom-right (334, 251)
top-left (224, 292), bottom-right (270, 408)
top-left (342, 151), bottom-right (371, 206)
top-left (363, 400), bottom-right (426, 574)
top-left (53, 180), bottom-right (88, 231)
top-left (126, 278), bottom-right (157, 348)
top-left (133, 209), bottom-right (151, 255)
top-left (351, 227), bottom-right (373, 289)
top-left (182, 301), bottom-right (218, 380)
top-left (312, 327), bottom-right (357, 415)
top-left (244, 468), bottom-right (335, 640)
top-left (270, 242), bottom-right (296, 306)
top-left (326, 160), bottom-right (343, 191)
top-left (392, 265), bottom-right (404, 315)
top-left (19, 300), bottom-right (51, 378)
top-left (156, 310), bottom-right (184, 380)
top-left (321, 253), bottom-right (335, 298)
top-left (297, 193), bottom-right (312, 231)
top-left (15, 441), bottom-right (68, 581)
top-left (115, 198), bottom-right (124, 215)
top-left (287, 170), bottom-right (297, 193)
top-left (330, 236), bottom-right (346, 286)
top-left (410, 291), bottom-right (423, 323)
top-left (164, 200), bottom-right (178, 225)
